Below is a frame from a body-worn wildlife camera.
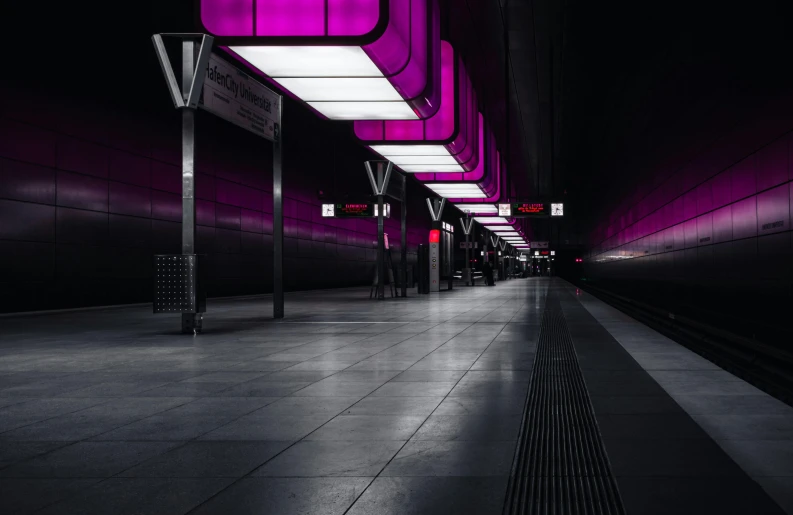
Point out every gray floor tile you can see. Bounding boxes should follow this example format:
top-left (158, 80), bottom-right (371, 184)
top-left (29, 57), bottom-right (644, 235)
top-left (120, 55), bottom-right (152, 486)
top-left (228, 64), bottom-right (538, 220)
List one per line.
top-left (382, 441), bottom-right (516, 476)
top-left (390, 370), bottom-right (466, 382)
top-left (716, 440), bottom-right (793, 476)
top-left (200, 414), bottom-right (331, 441)
top-left (0, 441), bottom-right (71, 469)
top-left (253, 440), bottom-right (404, 477)
top-left (35, 477), bottom-right (234, 515)
top-left (190, 477), bottom-right (372, 515)
top-left (0, 397), bottom-right (193, 441)
top-left (0, 478), bottom-right (101, 514)
top-left (343, 397), bottom-right (444, 416)
top-left (258, 396), bottom-right (360, 416)
top-left (603, 437), bottom-right (747, 477)
top-left (433, 396), bottom-right (526, 416)
top-left (412, 414), bottom-right (522, 441)
top-left (448, 380), bottom-right (529, 398)
top-left (617, 476), bottom-right (786, 515)
top-left (291, 381), bottom-right (382, 397)
top-left (0, 398), bottom-right (110, 433)
top-left (0, 441), bottom-right (179, 478)
top-left (120, 441), bottom-right (290, 477)
top-left (756, 477), bottom-right (793, 515)
top-left (371, 381), bottom-right (458, 397)
top-left (346, 476), bottom-right (509, 515)
top-left (213, 380), bottom-right (314, 397)
top-left (306, 415), bottom-right (426, 441)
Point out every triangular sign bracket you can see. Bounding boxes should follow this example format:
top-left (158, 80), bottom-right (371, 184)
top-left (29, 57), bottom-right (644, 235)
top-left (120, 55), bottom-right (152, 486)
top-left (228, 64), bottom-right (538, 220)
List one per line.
top-left (365, 161), bottom-right (394, 196)
top-left (152, 33), bottom-right (214, 110)
top-left (459, 217), bottom-right (474, 235)
top-left (426, 198), bottom-right (446, 222)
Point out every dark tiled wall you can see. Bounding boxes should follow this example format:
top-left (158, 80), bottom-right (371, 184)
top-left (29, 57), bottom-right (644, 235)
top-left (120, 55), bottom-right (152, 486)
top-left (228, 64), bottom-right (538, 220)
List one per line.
top-left (584, 114), bottom-right (793, 343)
top-left (0, 86), bottom-right (430, 313)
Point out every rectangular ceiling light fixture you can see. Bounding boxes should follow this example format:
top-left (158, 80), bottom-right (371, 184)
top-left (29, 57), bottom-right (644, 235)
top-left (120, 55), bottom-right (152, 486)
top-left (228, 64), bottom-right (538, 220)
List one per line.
top-left (454, 203), bottom-right (497, 213)
top-left (493, 231), bottom-right (521, 237)
top-left (473, 216), bottom-right (511, 224)
top-left (425, 183), bottom-right (486, 198)
top-left (357, 41), bottom-right (478, 172)
top-left (201, 0), bottom-right (441, 120)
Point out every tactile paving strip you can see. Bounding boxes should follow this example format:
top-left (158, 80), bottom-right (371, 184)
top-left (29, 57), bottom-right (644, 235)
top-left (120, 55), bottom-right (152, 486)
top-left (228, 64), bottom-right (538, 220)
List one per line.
top-left (503, 295), bottom-right (625, 515)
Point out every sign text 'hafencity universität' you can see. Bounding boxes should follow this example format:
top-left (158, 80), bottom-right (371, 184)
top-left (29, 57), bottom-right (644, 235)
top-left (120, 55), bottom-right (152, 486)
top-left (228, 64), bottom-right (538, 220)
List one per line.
top-left (199, 53), bottom-right (280, 141)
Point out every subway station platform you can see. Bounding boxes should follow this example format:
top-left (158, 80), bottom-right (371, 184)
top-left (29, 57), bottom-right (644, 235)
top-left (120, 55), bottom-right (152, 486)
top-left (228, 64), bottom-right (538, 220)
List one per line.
top-left (0, 278), bottom-right (791, 514)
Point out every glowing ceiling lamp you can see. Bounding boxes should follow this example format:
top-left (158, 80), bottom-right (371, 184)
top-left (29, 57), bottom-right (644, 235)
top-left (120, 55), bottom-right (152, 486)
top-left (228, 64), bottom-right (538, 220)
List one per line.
top-left (493, 231), bottom-right (521, 237)
top-left (425, 183), bottom-right (486, 198)
top-left (200, 0), bottom-right (440, 120)
top-left (454, 203), bottom-right (497, 213)
top-left (357, 41), bottom-right (478, 171)
top-left (473, 216), bottom-right (511, 225)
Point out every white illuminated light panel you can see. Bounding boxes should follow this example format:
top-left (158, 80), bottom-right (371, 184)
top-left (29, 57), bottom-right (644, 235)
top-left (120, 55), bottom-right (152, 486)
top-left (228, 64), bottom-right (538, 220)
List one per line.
top-left (425, 183), bottom-right (486, 198)
top-left (230, 46), bottom-right (418, 120)
top-left (370, 145), bottom-right (465, 173)
top-left (472, 216), bottom-right (510, 224)
top-left (494, 231), bottom-right (520, 237)
top-left (454, 203), bottom-right (498, 213)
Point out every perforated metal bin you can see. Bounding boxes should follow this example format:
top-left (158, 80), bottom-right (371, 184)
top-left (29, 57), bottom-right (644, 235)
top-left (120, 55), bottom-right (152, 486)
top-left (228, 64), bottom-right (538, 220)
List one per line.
top-left (152, 255), bottom-right (206, 314)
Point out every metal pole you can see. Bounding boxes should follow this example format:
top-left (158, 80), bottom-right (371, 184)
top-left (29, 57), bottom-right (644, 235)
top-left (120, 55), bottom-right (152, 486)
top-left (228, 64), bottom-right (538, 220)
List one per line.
top-left (181, 41), bottom-right (200, 334)
top-left (401, 176), bottom-right (407, 298)
top-left (377, 164), bottom-right (385, 300)
top-left (273, 97), bottom-right (284, 318)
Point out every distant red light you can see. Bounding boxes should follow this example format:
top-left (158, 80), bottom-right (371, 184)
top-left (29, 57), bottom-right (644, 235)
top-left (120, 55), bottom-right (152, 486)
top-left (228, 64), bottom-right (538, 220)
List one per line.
top-left (429, 229), bottom-right (440, 243)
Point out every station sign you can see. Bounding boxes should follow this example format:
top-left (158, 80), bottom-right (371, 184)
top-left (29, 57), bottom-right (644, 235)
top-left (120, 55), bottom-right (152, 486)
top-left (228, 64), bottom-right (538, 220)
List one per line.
top-left (322, 203), bottom-right (390, 218)
top-left (199, 53), bottom-right (280, 141)
top-left (497, 202), bottom-right (564, 217)
top-left (531, 241), bottom-right (549, 248)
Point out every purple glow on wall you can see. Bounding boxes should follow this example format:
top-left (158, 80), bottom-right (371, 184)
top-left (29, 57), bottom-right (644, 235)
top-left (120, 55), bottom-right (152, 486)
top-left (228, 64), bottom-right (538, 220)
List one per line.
top-left (588, 132), bottom-right (792, 263)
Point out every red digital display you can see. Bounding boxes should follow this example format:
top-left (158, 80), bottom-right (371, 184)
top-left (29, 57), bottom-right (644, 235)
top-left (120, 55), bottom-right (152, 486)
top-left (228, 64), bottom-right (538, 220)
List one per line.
top-left (429, 229), bottom-right (440, 243)
top-left (540, 250), bottom-right (550, 255)
top-left (335, 203), bottom-right (374, 217)
top-left (513, 203), bottom-right (547, 215)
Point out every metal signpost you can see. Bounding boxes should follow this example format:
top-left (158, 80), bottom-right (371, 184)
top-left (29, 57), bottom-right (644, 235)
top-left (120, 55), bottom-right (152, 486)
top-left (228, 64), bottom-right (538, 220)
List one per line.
top-left (490, 234), bottom-right (500, 281)
top-left (366, 161), bottom-right (393, 300)
top-left (152, 34), bottom-right (213, 333)
top-left (153, 35), bottom-right (284, 325)
top-left (426, 198), bottom-right (445, 293)
top-left (460, 214), bottom-right (474, 286)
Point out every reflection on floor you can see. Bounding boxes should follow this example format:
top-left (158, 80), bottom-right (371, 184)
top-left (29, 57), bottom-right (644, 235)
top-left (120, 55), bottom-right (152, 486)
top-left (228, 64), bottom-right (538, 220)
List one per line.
top-left (0, 280), bottom-right (544, 514)
top-left (0, 278), bottom-right (789, 514)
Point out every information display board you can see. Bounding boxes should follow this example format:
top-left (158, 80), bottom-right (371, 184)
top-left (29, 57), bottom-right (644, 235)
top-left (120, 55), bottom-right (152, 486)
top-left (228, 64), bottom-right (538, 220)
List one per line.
top-left (322, 203), bottom-right (390, 218)
top-left (498, 203), bottom-right (546, 217)
top-left (498, 202), bottom-right (563, 218)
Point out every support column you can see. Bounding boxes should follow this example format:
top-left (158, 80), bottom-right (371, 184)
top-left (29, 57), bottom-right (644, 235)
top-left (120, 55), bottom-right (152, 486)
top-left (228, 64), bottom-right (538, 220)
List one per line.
top-left (377, 166), bottom-right (385, 300)
top-left (401, 179), bottom-right (407, 298)
top-left (181, 41), bottom-right (201, 334)
top-left (273, 99), bottom-right (284, 318)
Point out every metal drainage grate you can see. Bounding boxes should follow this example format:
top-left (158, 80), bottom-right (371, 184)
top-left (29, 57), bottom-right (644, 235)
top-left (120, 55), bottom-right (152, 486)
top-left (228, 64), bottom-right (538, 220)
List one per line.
top-left (503, 297), bottom-right (625, 515)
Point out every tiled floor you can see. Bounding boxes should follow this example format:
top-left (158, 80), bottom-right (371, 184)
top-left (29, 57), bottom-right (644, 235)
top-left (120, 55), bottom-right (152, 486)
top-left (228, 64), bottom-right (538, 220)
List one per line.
top-left (1, 278), bottom-right (790, 514)
top-left (0, 280), bottom-right (544, 514)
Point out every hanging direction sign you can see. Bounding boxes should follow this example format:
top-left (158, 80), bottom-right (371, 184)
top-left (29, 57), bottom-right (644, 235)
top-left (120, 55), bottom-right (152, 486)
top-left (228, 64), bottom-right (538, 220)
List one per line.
top-left (321, 203), bottom-right (391, 218)
top-left (199, 53), bottom-right (280, 141)
top-left (497, 202), bottom-right (564, 218)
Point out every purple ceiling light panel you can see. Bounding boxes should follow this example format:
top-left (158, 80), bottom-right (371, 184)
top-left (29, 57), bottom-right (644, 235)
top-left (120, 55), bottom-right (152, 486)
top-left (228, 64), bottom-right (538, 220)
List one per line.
top-left (355, 40), bottom-right (478, 173)
top-left (199, 0), bottom-right (440, 120)
top-left (421, 120), bottom-right (502, 200)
